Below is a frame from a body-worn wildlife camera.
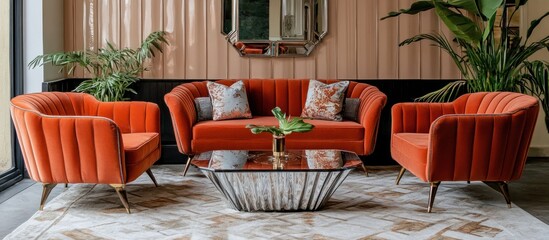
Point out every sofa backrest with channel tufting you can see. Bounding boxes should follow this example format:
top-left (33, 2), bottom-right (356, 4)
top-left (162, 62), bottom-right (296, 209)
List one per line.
top-left (167, 79), bottom-right (384, 117)
top-left (164, 79), bottom-right (388, 156)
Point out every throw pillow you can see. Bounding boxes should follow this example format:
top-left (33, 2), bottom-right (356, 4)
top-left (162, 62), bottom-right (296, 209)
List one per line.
top-left (207, 81), bottom-right (252, 121)
top-left (342, 98), bottom-right (360, 122)
top-left (194, 97), bottom-right (213, 121)
top-left (301, 80), bottom-right (349, 121)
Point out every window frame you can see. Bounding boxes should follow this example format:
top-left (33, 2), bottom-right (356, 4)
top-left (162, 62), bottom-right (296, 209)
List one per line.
top-left (0, 0), bottom-right (25, 192)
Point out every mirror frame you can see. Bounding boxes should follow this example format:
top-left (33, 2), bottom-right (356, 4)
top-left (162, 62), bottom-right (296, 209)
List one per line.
top-left (221, 0), bottom-right (328, 57)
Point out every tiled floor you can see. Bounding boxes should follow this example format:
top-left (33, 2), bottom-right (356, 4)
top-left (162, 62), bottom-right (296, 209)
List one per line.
top-left (1, 158), bottom-right (548, 238)
top-left (0, 179), bottom-right (65, 237)
top-left (505, 158), bottom-right (549, 224)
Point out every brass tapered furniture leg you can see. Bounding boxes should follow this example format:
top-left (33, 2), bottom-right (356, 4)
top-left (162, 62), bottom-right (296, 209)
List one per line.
top-left (427, 182), bottom-right (441, 213)
top-left (395, 167), bottom-right (406, 185)
top-left (146, 169), bottom-right (158, 187)
top-left (498, 181), bottom-right (512, 208)
top-left (111, 184), bottom-right (130, 214)
top-left (361, 164), bottom-right (369, 177)
top-left (39, 183), bottom-right (57, 211)
top-left (183, 155), bottom-right (194, 176)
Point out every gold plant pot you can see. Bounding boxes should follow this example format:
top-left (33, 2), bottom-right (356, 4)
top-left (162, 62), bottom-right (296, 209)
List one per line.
top-left (272, 134), bottom-right (286, 158)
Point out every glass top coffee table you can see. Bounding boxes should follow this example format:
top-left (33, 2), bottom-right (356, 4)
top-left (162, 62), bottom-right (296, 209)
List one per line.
top-left (191, 150), bottom-right (363, 211)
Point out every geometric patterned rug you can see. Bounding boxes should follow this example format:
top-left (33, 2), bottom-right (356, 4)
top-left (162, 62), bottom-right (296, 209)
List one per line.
top-left (4, 165), bottom-right (549, 239)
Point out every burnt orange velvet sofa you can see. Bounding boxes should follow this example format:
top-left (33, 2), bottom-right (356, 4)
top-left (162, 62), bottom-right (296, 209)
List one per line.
top-left (165, 79), bottom-right (387, 175)
top-left (10, 92), bottom-right (161, 213)
top-left (391, 92), bottom-right (539, 212)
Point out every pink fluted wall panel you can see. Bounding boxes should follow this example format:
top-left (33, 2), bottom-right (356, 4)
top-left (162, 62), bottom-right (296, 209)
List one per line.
top-left (206, 0), bottom-right (228, 79)
top-left (64, 0), bottom-right (461, 80)
top-left (142, 0), bottom-right (164, 79)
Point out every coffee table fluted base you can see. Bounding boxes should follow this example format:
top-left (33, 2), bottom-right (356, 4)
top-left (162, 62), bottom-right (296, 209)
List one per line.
top-left (201, 170), bottom-right (353, 211)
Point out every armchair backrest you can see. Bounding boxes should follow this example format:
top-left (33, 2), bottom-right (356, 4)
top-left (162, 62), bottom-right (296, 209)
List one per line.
top-left (453, 92), bottom-right (539, 114)
top-left (10, 91), bottom-right (99, 116)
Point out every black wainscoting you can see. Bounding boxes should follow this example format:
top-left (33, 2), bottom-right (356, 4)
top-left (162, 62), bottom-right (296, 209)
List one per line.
top-left (43, 79), bottom-right (455, 165)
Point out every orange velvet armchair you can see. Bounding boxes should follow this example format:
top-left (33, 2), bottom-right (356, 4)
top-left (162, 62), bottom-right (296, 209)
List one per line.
top-left (10, 92), bottom-right (161, 213)
top-left (391, 92), bottom-right (539, 212)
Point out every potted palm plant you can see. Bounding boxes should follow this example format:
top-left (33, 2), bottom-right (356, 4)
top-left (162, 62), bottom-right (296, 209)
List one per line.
top-left (382, 0), bottom-right (549, 102)
top-left (29, 31), bottom-right (168, 102)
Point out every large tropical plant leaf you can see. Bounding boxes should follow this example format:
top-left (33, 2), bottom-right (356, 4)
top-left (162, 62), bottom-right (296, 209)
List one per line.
top-left (482, 14), bottom-right (496, 41)
top-left (477, 0), bottom-right (503, 42)
top-left (434, 1), bottom-right (482, 44)
top-left (380, 0), bottom-right (486, 20)
top-left (446, 0), bottom-right (503, 19)
top-left (477, 0), bottom-right (504, 20)
top-left (527, 12), bottom-right (549, 40)
top-left (380, 1), bottom-right (434, 20)
top-left (447, 0), bottom-right (480, 16)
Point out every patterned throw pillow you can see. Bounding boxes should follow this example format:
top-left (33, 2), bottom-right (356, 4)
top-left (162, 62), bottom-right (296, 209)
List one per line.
top-left (194, 97), bottom-right (213, 121)
top-left (342, 98), bottom-right (360, 122)
top-left (207, 81), bottom-right (252, 121)
top-left (301, 80), bottom-right (350, 121)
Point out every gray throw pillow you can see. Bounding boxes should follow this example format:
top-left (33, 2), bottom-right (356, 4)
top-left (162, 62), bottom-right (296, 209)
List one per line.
top-left (194, 97), bottom-right (213, 121)
top-left (343, 98), bottom-right (360, 122)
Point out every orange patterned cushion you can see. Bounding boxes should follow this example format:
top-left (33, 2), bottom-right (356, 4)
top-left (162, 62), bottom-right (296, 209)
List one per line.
top-left (207, 81), bottom-right (253, 121)
top-left (301, 80), bottom-right (349, 121)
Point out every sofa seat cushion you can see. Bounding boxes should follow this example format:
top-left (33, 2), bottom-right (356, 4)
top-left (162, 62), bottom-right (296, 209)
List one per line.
top-left (192, 116), bottom-right (365, 153)
top-left (122, 133), bottom-right (160, 163)
top-left (391, 133), bottom-right (429, 182)
top-left (194, 116), bottom-right (363, 140)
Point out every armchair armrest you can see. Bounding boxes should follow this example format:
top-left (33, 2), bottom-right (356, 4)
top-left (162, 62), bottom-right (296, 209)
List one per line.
top-left (391, 102), bottom-right (454, 134)
top-left (357, 85), bottom-right (387, 155)
top-left (164, 85), bottom-right (198, 155)
top-left (427, 112), bottom-right (527, 182)
top-left (93, 101), bottom-right (160, 134)
top-left (13, 112), bottom-right (126, 184)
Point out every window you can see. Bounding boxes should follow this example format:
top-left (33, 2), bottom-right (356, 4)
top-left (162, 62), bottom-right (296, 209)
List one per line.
top-left (0, 0), bottom-right (12, 176)
top-left (0, 0), bottom-right (24, 192)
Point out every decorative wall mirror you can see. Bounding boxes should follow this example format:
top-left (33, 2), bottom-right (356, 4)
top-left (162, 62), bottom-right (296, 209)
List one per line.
top-left (222, 0), bottom-right (328, 57)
